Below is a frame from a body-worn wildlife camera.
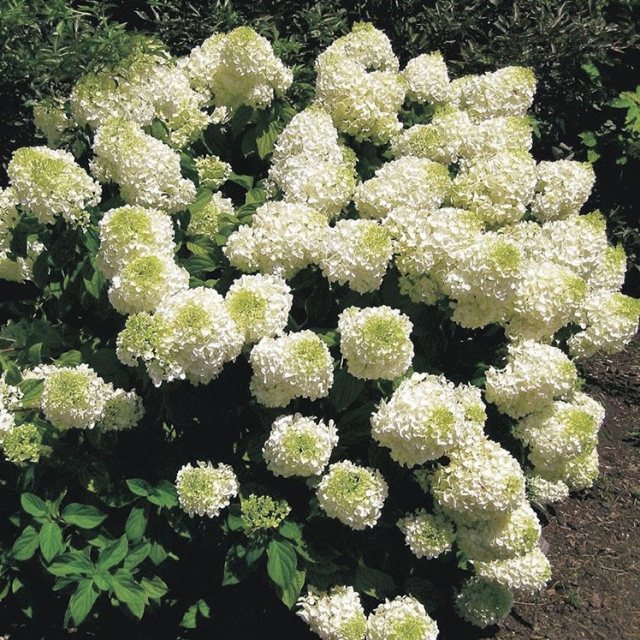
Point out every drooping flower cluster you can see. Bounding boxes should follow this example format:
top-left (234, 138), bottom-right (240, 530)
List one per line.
top-left (263, 413), bottom-right (338, 478)
top-left (175, 461), bottom-right (239, 518)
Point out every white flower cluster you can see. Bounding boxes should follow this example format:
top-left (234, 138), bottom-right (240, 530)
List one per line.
top-left (225, 273), bottom-right (293, 344)
top-left (91, 118), bottom-right (196, 213)
top-left (71, 47), bottom-right (213, 148)
top-left (224, 201), bottom-right (327, 279)
top-left (35, 364), bottom-right (143, 431)
top-left (397, 509), bottom-right (455, 559)
top-left (402, 52), bottom-right (450, 104)
top-left (366, 596), bottom-right (439, 640)
top-left (338, 306), bottom-right (413, 381)
top-left (0, 375), bottom-right (22, 442)
top-left (175, 461), bottom-right (239, 518)
top-left (96, 204), bottom-right (189, 315)
top-left (456, 577), bottom-right (514, 628)
top-left (248, 331), bottom-right (334, 407)
top-left (297, 585), bottom-right (367, 640)
top-left (263, 413), bottom-right (338, 478)
top-left (315, 23), bottom-right (405, 143)
top-left (182, 27), bottom-right (292, 110)
top-left (117, 288), bottom-right (243, 386)
top-left (269, 106), bottom-right (357, 218)
top-left (186, 191), bottom-right (234, 237)
top-left (484, 341), bottom-right (578, 419)
top-left (316, 460), bottom-right (388, 530)
top-left (354, 157), bottom-right (451, 220)
top-left (432, 438), bottom-right (526, 522)
top-left (7, 146), bottom-right (101, 226)
top-left (318, 219), bottom-right (393, 294)
top-left (371, 373), bottom-right (486, 467)
top-left (33, 99), bottom-right (70, 147)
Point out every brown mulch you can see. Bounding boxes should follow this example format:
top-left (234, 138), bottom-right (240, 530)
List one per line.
top-left (486, 338), bottom-right (640, 640)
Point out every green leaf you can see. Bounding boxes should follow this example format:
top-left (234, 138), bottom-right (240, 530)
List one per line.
top-left (62, 504), bottom-right (107, 529)
top-left (228, 172), bottom-right (254, 190)
top-left (39, 522), bottom-right (63, 563)
top-left (111, 569), bottom-right (148, 606)
top-left (21, 493), bottom-right (47, 518)
top-left (266, 539), bottom-right (297, 590)
top-left (125, 506), bottom-right (148, 542)
top-left (278, 568), bottom-right (306, 608)
top-left (141, 575), bottom-right (168, 600)
top-left (179, 599), bottom-right (210, 629)
top-left (47, 552), bottom-right (95, 577)
top-left (18, 379), bottom-right (44, 409)
top-left (12, 526), bottom-right (40, 561)
top-left (27, 342), bottom-right (43, 365)
top-left (126, 478), bottom-right (152, 497)
top-left (123, 541), bottom-right (151, 571)
top-left (354, 563), bottom-right (395, 600)
top-left (55, 350), bottom-right (82, 367)
top-left (148, 542), bottom-right (168, 566)
top-left (147, 481), bottom-right (178, 508)
top-left (97, 535), bottom-right (129, 571)
top-left (256, 121), bottom-right (282, 159)
top-left (329, 368), bottom-right (365, 411)
top-left (69, 580), bottom-right (99, 626)
top-left (126, 598), bottom-right (145, 620)
top-left (278, 521), bottom-right (302, 542)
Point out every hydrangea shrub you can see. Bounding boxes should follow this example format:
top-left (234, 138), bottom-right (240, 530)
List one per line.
top-left (0, 22), bottom-right (638, 637)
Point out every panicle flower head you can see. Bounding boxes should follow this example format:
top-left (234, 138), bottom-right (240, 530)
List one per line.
top-left (40, 364), bottom-right (112, 430)
top-left (484, 341), bottom-right (578, 418)
top-left (402, 52), bottom-right (450, 104)
top-left (338, 306), bottom-right (413, 381)
top-left (526, 474), bottom-right (570, 506)
top-left (8, 146), bottom-right (101, 226)
top-left (176, 461), bottom-right (239, 517)
top-left (366, 595), bottom-right (439, 640)
top-left (316, 460), bottom-right (388, 530)
top-left (249, 331), bottom-right (334, 407)
top-left (371, 373), bottom-right (485, 467)
top-left (240, 494), bottom-right (290, 535)
top-left (532, 160), bottom-right (595, 222)
top-left (96, 205), bottom-right (176, 279)
top-left (91, 118), bottom-right (196, 213)
top-left (223, 202), bottom-right (327, 279)
top-left (473, 547), bottom-right (552, 596)
top-left (263, 413), bottom-right (338, 478)
top-left (354, 157), bottom-right (451, 220)
top-left (1, 422), bottom-right (43, 465)
top-left (33, 99), bottom-right (70, 147)
top-left (97, 388), bottom-right (144, 431)
top-left (397, 509), bottom-right (455, 559)
top-left (319, 219), bottom-right (393, 293)
top-left (195, 155), bottom-right (232, 190)
top-left (432, 439), bottom-right (526, 522)
top-left (455, 577), bottom-right (513, 628)
top-left (225, 273), bottom-right (293, 344)
top-left (108, 254), bottom-right (190, 315)
top-left (186, 191), bottom-right (234, 237)
top-left (456, 501), bottom-right (541, 562)
top-left (297, 585), bottom-right (367, 640)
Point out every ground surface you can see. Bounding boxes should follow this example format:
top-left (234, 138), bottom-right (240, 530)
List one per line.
top-left (479, 338), bottom-right (640, 640)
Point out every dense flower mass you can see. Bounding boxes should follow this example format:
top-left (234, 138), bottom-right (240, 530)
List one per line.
top-left (263, 413), bottom-right (338, 478)
top-left (1, 20), bottom-right (639, 637)
top-left (175, 461), bottom-right (239, 517)
top-left (316, 461), bottom-right (388, 530)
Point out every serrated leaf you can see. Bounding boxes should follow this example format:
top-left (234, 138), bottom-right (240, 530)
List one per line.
top-left (97, 535), bottom-right (128, 571)
top-left (62, 504), bottom-right (106, 529)
top-left (278, 568), bottom-right (306, 608)
top-left (69, 580), bottom-right (99, 626)
top-left (125, 505), bottom-right (148, 542)
top-left (266, 539), bottom-right (297, 590)
top-left (21, 493), bottom-right (47, 517)
top-left (12, 526), bottom-right (40, 561)
top-left (39, 522), bottom-right (63, 563)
